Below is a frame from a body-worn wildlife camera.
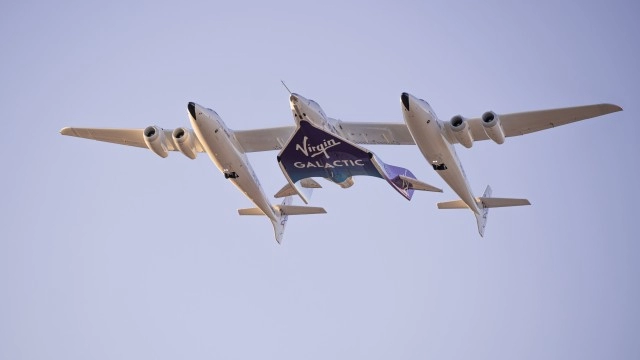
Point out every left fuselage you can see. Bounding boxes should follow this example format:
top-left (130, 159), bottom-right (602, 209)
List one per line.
top-left (400, 93), bottom-right (480, 214)
top-left (188, 102), bottom-right (277, 221)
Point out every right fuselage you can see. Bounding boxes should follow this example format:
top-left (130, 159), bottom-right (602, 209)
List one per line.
top-left (188, 102), bottom-right (278, 221)
top-left (400, 93), bottom-right (480, 214)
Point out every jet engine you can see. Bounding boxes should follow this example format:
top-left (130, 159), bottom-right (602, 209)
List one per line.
top-left (143, 125), bottom-right (169, 158)
top-left (481, 111), bottom-right (506, 144)
top-left (448, 115), bottom-right (474, 148)
top-left (172, 127), bottom-right (198, 159)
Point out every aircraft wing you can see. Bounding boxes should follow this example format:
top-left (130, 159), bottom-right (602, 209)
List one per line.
top-left (61, 126), bottom-right (297, 153)
top-left (233, 126), bottom-right (295, 152)
top-left (335, 103), bottom-right (621, 145)
top-left (465, 103), bottom-right (623, 141)
top-left (235, 122), bottom-right (415, 150)
top-left (336, 121), bottom-right (415, 145)
top-left (60, 127), bottom-right (188, 151)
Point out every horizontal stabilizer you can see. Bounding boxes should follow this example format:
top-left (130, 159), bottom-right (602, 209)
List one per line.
top-left (478, 197), bottom-right (531, 208)
top-left (437, 199), bottom-right (468, 209)
top-left (238, 205), bottom-right (326, 216)
top-left (398, 175), bottom-right (442, 192)
top-left (276, 205), bottom-right (327, 216)
top-left (238, 207), bottom-right (266, 215)
top-left (437, 197), bottom-right (530, 209)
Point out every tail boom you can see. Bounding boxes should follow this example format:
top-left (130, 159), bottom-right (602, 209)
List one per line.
top-left (437, 185), bottom-right (530, 236)
top-left (238, 196), bottom-right (326, 244)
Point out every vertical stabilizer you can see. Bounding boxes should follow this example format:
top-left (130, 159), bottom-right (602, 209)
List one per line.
top-left (239, 195), bottom-right (325, 244)
top-left (474, 185), bottom-right (492, 237)
top-left (272, 219), bottom-right (287, 244)
top-left (439, 185), bottom-right (529, 236)
top-left (271, 196), bottom-right (293, 244)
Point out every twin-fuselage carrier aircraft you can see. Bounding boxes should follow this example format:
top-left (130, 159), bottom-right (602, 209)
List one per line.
top-left (61, 91), bottom-right (622, 242)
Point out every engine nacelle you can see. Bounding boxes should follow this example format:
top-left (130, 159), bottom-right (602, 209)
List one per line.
top-left (143, 125), bottom-right (169, 158)
top-left (172, 127), bottom-right (198, 159)
top-left (448, 115), bottom-right (474, 148)
top-left (481, 111), bottom-right (506, 144)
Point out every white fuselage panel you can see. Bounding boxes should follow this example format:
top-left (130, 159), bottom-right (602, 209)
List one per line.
top-left (401, 94), bottom-right (480, 214)
top-left (189, 104), bottom-right (277, 221)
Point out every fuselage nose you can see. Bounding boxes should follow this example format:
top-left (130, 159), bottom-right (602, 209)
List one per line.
top-left (289, 93), bottom-right (304, 112)
top-left (289, 93), bottom-right (306, 119)
top-left (401, 92), bottom-right (411, 111)
top-left (188, 102), bottom-right (197, 120)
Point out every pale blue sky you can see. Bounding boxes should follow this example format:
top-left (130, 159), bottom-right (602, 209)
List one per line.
top-left (1, 0), bottom-right (639, 359)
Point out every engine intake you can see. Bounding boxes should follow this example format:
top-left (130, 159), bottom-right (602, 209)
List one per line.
top-left (172, 127), bottom-right (198, 159)
top-left (448, 115), bottom-right (474, 148)
top-left (481, 111), bottom-right (505, 144)
top-left (143, 126), bottom-right (169, 158)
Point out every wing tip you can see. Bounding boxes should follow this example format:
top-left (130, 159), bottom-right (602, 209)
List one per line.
top-left (60, 127), bottom-right (73, 135)
top-left (602, 103), bottom-right (623, 113)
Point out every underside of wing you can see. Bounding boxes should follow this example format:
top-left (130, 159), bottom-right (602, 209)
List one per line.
top-left (60, 127), bottom-right (151, 148)
top-left (234, 121), bottom-right (415, 151)
top-left (336, 121), bottom-right (415, 145)
top-left (233, 126), bottom-right (295, 152)
top-left (465, 103), bottom-right (622, 142)
top-left (60, 127), bottom-right (204, 153)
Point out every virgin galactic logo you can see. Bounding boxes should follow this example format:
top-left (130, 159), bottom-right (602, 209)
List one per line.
top-left (295, 136), bottom-right (340, 159)
top-left (293, 136), bottom-right (365, 169)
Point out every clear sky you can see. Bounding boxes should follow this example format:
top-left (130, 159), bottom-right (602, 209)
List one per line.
top-left (2, 0), bottom-right (639, 359)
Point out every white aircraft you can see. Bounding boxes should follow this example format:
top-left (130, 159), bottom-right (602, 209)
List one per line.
top-left (399, 92), bottom-right (622, 235)
top-left (61, 92), bottom-right (622, 240)
top-left (60, 96), bottom-right (444, 243)
top-left (275, 91), bottom-right (622, 236)
top-left (274, 92), bottom-right (443, 203)
top-left (60, 102), bottom-right (326, 243)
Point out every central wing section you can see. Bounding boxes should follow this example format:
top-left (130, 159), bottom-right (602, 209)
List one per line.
top-left (335, 120), bottom-right (415, 145)
top-left (277, 120), bottom-right (439, 203)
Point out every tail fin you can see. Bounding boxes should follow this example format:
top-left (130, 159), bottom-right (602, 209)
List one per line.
top-left (271, 196), bottom-right (326, 243)
top-left (238, 196), bottom-right (326, 244)
top-left (474, 186), bottom-right (492, 237)
top-left (437, 185), bottom-right (531, 237)
top-left (271, 196), bottom-right (293, 244)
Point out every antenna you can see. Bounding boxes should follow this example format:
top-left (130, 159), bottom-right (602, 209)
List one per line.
top-left (280, 80), bottom-right (292, 95)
